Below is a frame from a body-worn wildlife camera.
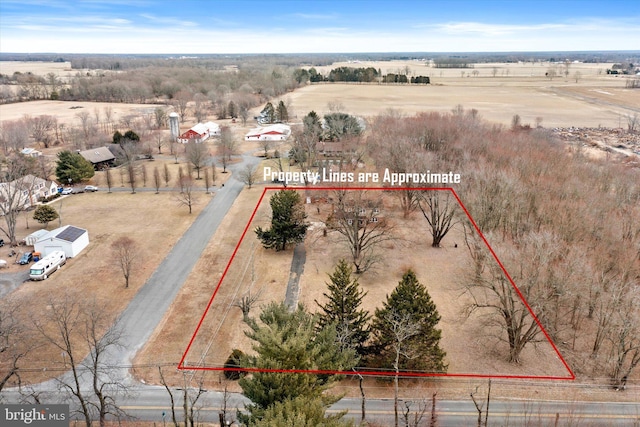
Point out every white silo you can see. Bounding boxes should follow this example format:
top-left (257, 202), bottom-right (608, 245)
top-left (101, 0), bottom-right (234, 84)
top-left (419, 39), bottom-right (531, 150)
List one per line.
top-left (169, 112), bottom-right (180, 142)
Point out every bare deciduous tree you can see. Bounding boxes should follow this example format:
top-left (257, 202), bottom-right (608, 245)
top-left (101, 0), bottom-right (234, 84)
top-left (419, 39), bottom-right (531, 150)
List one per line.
top-left (127, 162), bottom-right (137, 194)
top-left (217, 126), bottom-right (237, 173)
top-left (0, 155), bottom-right (38, 244)
top-left (34, 294), bottom-right (130, 427)
top-left (418, 191), bottom-right (459, 247)
top-left (175, 176), bottom-right (197, 214)
top-left (158, 368), bottom-right (209, 427)
top-left (104, 168), bottom-right (113, 193)
top-left (111, 236), bottom-right (138, 288)
top-left (185, 142), bottom-right (210, 179)
top-left (203, 167), bottom-right (211, 194)
top-left (163, 163), bottom-right (171, 187)
top-left (0, 297), bottom-right (33, 394)
top-left (28, 115), bottom-right (57, 148)
top-left (326, 190), bottom-right (396, 274)
top-left (385, 311), bottom-right (422, 427)
top-left (153, 166), bottom-right (161, 194)
top-left (238, 164), bottom-right (259, 189)
top-left (233, 288), bottom-right (263, 322)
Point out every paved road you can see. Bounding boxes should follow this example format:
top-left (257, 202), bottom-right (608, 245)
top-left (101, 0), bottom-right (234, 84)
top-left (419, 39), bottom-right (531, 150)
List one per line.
top-left (112, 390), bottom-right (640, 426)
top-left (106, 154), bottom-right (262, 380)
top-left (0, 269), bottom-right (29, 297)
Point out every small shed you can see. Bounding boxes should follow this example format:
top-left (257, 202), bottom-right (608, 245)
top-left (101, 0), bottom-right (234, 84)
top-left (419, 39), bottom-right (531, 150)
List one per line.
top-left (25, 229), bottom-right (50, 246)
top-left (34, 225), bottom-right (89, 258)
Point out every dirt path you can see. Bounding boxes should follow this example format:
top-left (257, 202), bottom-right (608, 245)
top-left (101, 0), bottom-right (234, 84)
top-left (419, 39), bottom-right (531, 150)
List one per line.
top-left (546, 86), bottom-right (640, 115)
top-left (284, 242), bottom-right (306, 310)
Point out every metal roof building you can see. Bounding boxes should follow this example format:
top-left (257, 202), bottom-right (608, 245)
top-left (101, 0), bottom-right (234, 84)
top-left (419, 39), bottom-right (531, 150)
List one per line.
top-left (34, 225), bottom-right (89, 258)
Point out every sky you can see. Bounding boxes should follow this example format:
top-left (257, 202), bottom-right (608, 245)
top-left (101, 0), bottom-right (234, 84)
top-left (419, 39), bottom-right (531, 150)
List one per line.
top-left (0, 0), bottom-right (639, 54)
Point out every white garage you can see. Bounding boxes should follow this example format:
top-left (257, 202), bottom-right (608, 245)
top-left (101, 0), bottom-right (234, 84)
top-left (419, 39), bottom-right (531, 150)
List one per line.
top-left (34, 225), bottom-right (89, 258)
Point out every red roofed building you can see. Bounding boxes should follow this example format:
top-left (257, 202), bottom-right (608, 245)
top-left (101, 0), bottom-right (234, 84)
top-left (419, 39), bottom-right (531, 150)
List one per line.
top-left (244, 124), bottom-right (291, 141)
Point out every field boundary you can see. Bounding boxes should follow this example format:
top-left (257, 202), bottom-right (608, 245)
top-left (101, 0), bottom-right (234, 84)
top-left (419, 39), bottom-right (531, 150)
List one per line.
top-left (178, 186), bottom-right (575, 381)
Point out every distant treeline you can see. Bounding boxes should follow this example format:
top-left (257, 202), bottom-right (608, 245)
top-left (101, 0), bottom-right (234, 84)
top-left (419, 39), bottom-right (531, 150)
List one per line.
top-left (432, 57), bottom-right (473, 68)
top-left (294, 67), bottom-right (430, 84)
top-left (1, 51), bottom-right (638, 68)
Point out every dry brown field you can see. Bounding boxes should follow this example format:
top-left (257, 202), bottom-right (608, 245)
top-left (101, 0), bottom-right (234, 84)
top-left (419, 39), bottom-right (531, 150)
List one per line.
top-left (0, 61), bottom-right (75, 78)
top-left (4, 188), bottom-right (206, 382)
top-left (170, 189), bottom-right (569, 377)
top-left (0, 100), bottom-right (163, 124)
top-left (287, 60), bottom-right (638, 129)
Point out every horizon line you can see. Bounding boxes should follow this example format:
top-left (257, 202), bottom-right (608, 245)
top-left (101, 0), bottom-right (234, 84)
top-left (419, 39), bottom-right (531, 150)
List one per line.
top-left (1, 49), bottom-right (639, 57)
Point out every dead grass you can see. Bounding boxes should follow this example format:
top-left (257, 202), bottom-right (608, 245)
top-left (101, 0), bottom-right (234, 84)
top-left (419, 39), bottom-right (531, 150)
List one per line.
top-left (285, 60), bottom-right (637, 129)
top-left (6, 185), bottom-right (206, 383)
top-left (134, 189), bottom-right (574, 398)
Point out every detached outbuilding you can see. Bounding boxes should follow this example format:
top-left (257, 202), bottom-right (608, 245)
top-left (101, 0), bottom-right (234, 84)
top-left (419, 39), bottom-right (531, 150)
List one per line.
top-left (79, 146), bottom-right (116, 170)
top-left (34, 225), bottom-right (89, 258)
top-left (244, 124), bottom-right (291, 141)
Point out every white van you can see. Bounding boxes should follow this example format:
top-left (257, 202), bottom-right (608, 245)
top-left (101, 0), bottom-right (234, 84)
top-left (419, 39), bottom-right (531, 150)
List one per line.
top-left (29, 250), bottom-right (66, 280)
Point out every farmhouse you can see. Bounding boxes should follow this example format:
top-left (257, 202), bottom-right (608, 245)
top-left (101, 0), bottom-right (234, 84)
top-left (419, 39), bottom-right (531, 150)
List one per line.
top-left (0, 175), bottom-right (59, 211)
top-left (178, 122), bottom-right (220, 143)
top-left (34, 225), bottom-right (89, 258)
top-left (319, 141), bottom-right (359, 158)
top-left (244, 124), bottom-right (291, 141)
top-left (79, 146), bottom-right (116, 170)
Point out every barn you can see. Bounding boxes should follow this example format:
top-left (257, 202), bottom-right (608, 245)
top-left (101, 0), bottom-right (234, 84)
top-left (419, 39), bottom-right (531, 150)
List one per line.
top-left (244, 124), bottom-right (291, 141)
top-left (34, 225), bottom-right (89, 258)
top-left (79, 146), bottom-right (115, 170)
top-left (178, 123), bottom-right (209, 143)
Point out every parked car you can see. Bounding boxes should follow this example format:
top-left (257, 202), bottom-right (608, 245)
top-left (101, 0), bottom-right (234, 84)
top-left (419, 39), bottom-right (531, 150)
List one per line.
top-left (73, 187), bottom-right (84, 194)
top-left (61, 187), bottom-right (73, 195)
top-left (84, 185), bottom-right (98, 192)
top-left (18, 252), bottom-right (33, 265)
top-left (0, 239), bottom-right (4, 247)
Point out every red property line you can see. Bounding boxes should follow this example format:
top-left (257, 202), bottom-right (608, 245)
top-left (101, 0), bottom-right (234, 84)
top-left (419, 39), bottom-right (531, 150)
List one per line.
top-left (178, 186), bottom-right (575, 381)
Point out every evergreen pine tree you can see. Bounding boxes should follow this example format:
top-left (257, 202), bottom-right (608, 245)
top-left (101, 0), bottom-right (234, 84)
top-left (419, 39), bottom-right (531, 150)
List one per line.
top-left (33, 204), bottom-right (59, 227)
top-left (368, 270), bottom-right (447, 373)
top-left (238, 302), bottom-right (357, 424)
top-left (316, 259), bottom-right (370, 356)
top-left (252, 395), bottom-right (354, 427)
top-left (255, 190), bottom-right (308, 251)
top-left (276, 100), bottom-right (289, 123)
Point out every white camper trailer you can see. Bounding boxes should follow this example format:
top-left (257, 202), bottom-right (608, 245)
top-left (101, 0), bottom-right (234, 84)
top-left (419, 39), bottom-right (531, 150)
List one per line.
top-left (29, 250), bottom-right (66, 280)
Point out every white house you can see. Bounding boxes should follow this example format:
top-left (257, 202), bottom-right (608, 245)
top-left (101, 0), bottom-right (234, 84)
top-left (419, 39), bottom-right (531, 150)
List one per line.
top-left (0, 175), bottom-right (59, 212)
top-left (244, 124), bottom-right (291, 141)
top-left (34, 225), bottom-right (89, 258)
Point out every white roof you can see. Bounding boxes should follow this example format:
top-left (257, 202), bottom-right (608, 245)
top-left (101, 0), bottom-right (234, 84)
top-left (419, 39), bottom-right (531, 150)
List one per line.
top-left (245, 124), bottom-right (291, 137)
top-left (190, 123), bottom-right (208, 135)
top-left (204, 121), bottom-right (220, 131)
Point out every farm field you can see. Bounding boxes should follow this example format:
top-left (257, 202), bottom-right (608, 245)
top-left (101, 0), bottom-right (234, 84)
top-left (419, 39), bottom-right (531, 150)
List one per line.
top-left (0, 100), bottom-right (163, 124)
top-left (285, 60), bottom-right (638, 129)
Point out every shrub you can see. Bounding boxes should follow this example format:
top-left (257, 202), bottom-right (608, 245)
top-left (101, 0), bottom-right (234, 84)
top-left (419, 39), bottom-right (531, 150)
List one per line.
top-left (223, 349), bottom-right (246, 380)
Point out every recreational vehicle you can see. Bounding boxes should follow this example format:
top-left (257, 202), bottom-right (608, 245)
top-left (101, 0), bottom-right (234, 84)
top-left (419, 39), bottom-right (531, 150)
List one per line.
top-left (29, 250), bottom-right (66, 280)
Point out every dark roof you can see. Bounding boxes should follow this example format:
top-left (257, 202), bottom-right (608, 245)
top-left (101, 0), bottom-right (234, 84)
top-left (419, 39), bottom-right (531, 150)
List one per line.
top-left (55, 226), bottom-right (86, 242)
top-left (79, 146), bottom-right (115, 164)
